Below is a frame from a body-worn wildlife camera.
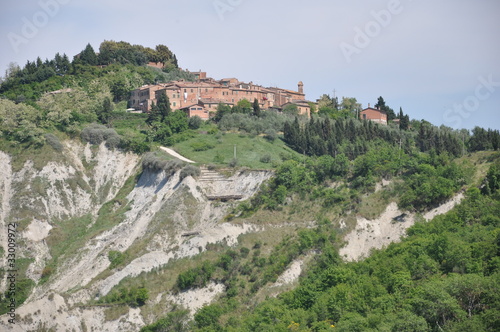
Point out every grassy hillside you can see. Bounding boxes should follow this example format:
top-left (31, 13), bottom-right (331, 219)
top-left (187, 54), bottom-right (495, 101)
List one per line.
top-left (172, 130), bottom-right (301, 169)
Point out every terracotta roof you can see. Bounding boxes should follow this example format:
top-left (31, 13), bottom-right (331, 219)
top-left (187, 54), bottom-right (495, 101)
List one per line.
top-left (362, 107), bottom-right (387, 114)
top-left (180, 103), bottom-right (205, 110)
top-left (266, 87), bottom-right (303, 95)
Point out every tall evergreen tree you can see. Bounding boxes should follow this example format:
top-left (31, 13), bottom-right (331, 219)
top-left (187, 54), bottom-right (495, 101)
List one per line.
top-left (156, 91), bottom-right (171, 122)
top-left (375, 96), bottom-right (396, 121)
top-left (252, 98), bottom-right (261, 117)
top-left (79, 43), bottom-right (98, 66)
top-left (98, 97), bottom-right (114, 127)
top-left (399, 107), bottom-right (410, 130)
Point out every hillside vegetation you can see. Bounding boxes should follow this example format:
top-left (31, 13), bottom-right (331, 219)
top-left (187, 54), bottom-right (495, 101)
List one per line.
top-left (0, 41), bottom-right (499, 331)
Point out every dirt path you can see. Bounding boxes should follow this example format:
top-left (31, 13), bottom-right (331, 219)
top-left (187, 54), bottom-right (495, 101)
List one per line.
top-left (160, 146), bottom-right (195, 163)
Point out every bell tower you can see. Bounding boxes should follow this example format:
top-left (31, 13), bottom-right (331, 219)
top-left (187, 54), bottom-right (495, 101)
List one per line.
top-left (298, 81), bottom-right (304, 94)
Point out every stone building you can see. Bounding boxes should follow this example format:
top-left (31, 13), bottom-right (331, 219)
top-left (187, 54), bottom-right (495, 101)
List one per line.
top-left (359, 106), bottom-right (388, 125)
top-left (129, 72), bottom-right (310, 117)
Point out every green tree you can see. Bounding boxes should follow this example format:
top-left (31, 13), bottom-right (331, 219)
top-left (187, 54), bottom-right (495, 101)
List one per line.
top-left (156, 91), bottom-right (171, 122)
top-left (399, 107), bottom-right (410, 130)
top-left (317, 94), bottom-right (334, 110)
top-left (391, 311), bottom-right (430, 332)
top-left (155, 44), bottom-right (173, 63)
top-left (135, 287), bottom-right (149, 306)
top-left (282, 103), bottom-right (299, 115)
top-left (165, 110), bottom-right (188, 134)
top-left (54, 53), bottom-right (70, 74)
top-left (410, 280), bottom-right (466, 328)
top-left (149, 121), bottom-right (172, 143)
top-left (233, 99), bottom-right (252, 114)
top-left (98, 97), bottom-right (113, 126)
top-left (375, 96), bottom-right (396, 121)
top-left (194, 304), bottom-right (224, 329)
top-left (482, 164), bottom-right (500, 195)
top-left (147, 91), bottom-right (171, 125)
top-left (253, 98), bottom-right (261, 117)
top-left (340, 97), bottom-right (362, 115)
top-left (79, 43), bottom-right (98, 66)
top-left (140, 310), bottom-right (191, 332)
top-left (214, 103), bottom-right (231, 122)
top-left (188, 115), bottom-right (203, 129)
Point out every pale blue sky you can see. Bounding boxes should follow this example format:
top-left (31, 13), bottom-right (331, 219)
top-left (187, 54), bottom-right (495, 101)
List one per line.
top-left (1, 0), bottom-right (499, 130)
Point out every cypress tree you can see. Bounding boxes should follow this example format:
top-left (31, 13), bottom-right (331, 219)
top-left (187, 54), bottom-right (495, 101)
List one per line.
top-left (79, 43), bottom-right (98, 66)
top-left (252, 98), bottom-right (261, 117)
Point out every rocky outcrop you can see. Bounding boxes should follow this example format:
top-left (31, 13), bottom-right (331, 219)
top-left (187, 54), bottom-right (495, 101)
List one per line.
top-left (0, 142), bottom-right (273, 331)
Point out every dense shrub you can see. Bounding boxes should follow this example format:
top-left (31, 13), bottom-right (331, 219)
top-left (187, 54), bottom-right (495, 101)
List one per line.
top-left (228, 158), bottom-right (238, 168)
top-left (213, 152), bottom-right (224, 163)
top-left (217, 111), bottom-right (292, 135)
top-left (190, 141), bottom-right (214, 151)
top-left (264, 128), bottom-right (277, 142)
top-left (44, 133), bottom-right (63, 151)
top-left (188, 115), bottom-right (203, 129)
top-left (120, 136), bottom-right (150, 154)
top-left (108, 250), bottom-right (126, 269)
top-left (140, 310), bottom-right (191, 332)
top-left (81, 123), bottom-right (121, 148)
top-left (176, 261), bottom-right (215, 291)
top-left (0, 278), bottom-right (36, 315)
top-left (179, 165), bottom-right (201, 180)
top-left (260, 154), bottom-right (272, 163)
top-left (98, 285), bottom-right (149, 307)
top-left (142, 152), bottom-right (184, 174)
top-left (194, 304), bottom-right (224, 329)
top-left (399, 161), bottom-right (467, 211)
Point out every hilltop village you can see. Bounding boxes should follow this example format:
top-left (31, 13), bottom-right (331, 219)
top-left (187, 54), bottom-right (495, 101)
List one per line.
top-left (128, 70), bottom-right (392, 125)
top-left (129, 71), bottom-right (313, 120)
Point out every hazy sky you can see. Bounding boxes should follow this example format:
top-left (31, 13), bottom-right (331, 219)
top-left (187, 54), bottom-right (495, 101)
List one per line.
top-left (1, 0), bottom-right (499, 130)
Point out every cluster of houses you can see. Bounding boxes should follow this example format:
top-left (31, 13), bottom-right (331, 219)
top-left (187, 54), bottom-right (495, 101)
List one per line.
top-left (129, 71), bottom-right (312, 120)
top-left (128, 70), bottom-right (390, 124)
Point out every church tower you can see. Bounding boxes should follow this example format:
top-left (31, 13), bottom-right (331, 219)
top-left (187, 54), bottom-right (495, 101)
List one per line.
top-left (298, 81), bottom-right (304, 94)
